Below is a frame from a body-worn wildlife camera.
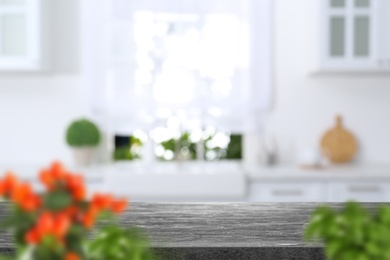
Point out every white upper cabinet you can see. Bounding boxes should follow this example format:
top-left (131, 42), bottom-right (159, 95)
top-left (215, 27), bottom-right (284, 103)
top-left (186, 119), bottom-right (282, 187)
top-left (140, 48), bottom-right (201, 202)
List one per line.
top-left (0, 0), bottom-right (47, 71)
top-left (317, 0), bottom-right (390, 72)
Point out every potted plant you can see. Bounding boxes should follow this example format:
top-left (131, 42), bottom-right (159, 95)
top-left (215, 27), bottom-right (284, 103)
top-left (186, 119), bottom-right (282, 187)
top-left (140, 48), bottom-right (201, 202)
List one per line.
top-left (0, 162), bottom-right (153, 260)
top-left (66, 119), bottom-right (101, 166)
top-left (304, 202), bottom-right (390, 259)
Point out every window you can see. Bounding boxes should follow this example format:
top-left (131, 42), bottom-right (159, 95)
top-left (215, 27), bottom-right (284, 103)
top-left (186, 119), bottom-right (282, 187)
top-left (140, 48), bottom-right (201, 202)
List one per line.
top-left (113, 131), bottom-right (243, 161)
top-left (81, 0), bottom-right (273, 163)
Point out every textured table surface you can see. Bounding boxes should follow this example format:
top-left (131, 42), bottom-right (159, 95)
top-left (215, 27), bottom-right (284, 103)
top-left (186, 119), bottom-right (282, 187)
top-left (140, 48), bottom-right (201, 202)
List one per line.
top-left (1, 203), bottom-right (380, 259)
top-left (119, 203), bottom-right (318, 247)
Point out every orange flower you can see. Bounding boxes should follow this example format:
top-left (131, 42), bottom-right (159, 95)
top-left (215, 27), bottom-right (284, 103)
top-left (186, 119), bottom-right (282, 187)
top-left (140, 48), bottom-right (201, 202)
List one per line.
top-left (25, 228), bottom-right (40, 244)
top-left (39, 162), bottom-right (67, 190)
top-left (92, 193), bottom-right (113, 210)
top-left (89, 204), bottom-right (100, 216)
top-left (3, 172), bottom-right (19, 193)
top-left (11, 183), bottom-right (32, 203)
top-left (39, 169), bottom-right (55, 190)
top-left (82, 203), bottom-right (100, 228)
top-left (65, 252), bottom-right (80, 260)
top-left (111, 198), bottom-right (128, 214)
top-left (53, 213), bottom-right (70, 237)
top-left (0, 180), bottom-right (5, 196)
top-left (65, 174), bottom-right (86, 201)
top-left (65, 174), bottom-right (84, 190)
top-left (3, 161), bottom-right (131, 254)
top-left (82, 212), bottom-right (95, 229)
top-left (10, 183), bottom-right (42, 212)
top-left (63, 205), bottom-right (78, 219)
top-left (37, 212), bottom-right (55, 235)
top-left (72, 185), bottom-right (86, 201)
top-left (20, 193), bottom-right (41, 212)
top-left (49, 161), bottom-right (65, 180)
top-left (29, 212), bottom-right (71, 246)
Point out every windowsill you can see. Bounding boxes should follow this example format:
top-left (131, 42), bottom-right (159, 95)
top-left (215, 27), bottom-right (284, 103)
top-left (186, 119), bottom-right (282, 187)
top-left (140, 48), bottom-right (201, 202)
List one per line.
top-left (111, 160), bottom-right (244, 175)
top-left (108, 161), bottom-right (246, 201)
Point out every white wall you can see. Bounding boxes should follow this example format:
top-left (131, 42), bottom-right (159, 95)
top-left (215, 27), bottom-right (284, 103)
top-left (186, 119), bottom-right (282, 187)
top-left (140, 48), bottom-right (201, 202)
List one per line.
top-left (0, 0), bottom-right (87, 165)
top-left (272, 0), bottom-right (390, 164)
top-left (1, 0), bottom-right (390, 165)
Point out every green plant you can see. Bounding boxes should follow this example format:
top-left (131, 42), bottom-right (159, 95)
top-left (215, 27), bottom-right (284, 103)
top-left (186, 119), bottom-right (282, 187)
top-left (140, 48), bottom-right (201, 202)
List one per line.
top-left (86, 226), bottom-right (155, 260)
top-left (113, 147), bottom-right (134, 161)
top-left (159, 132), bottom-right (197, 161)
top-left (0, 162), bottom-right (129, 260)
top-left (225, 134), bottom-right (242, 159)
top-left (157, 132), bottom-right (243, 161)
top-left (113, 136), bottom-right (143, 161)
top-left (304, 201), bottom-right (390, 260)
top-left (66, 119), bottom-right (101, 147)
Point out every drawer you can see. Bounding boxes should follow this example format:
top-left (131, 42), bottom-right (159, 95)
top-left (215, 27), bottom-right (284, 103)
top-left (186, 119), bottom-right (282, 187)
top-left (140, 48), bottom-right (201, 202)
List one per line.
top-left (327, 182), bottom-right (390, 202)
top-left (249, 182), bottom-right (326, 202)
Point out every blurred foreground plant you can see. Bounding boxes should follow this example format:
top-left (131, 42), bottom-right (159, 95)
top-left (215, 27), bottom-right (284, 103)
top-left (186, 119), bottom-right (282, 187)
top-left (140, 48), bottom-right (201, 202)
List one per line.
top-left (304, 201), bottom-right (390, 260)
top-left (0, 162), bottom-right (153, 260)
top-left (87, 226), bottom-right (154, 260)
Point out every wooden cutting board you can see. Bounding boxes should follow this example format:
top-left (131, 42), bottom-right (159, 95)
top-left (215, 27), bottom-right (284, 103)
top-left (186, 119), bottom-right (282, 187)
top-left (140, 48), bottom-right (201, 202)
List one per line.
top-left (320, 115), bottom-right (358, 164)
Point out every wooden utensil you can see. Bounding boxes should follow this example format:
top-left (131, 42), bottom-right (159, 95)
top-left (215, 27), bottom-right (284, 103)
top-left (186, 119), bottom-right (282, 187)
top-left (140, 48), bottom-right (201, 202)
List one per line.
top-left (320, 115), bottom-right (358, 164)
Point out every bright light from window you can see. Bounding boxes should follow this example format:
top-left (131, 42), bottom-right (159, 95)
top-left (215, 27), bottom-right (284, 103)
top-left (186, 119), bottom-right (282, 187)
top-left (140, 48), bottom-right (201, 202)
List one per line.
top-left (133, 11), bottom-right (246, 105)
top-left (131, 11), bottom-right (248, 161)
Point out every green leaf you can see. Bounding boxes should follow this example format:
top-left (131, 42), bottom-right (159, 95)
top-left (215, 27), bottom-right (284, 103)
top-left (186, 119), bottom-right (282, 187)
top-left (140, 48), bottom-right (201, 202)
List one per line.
top-left (325, 240), bottom-right (343, 259)
top-left (304, 202), bottom-right (390, 259)
top-left (365, 242), bottom-right (381, 256)
top-left (86, 225), bottom-right (155, 260)
top-left (42, 190), bottom-right (72, 210)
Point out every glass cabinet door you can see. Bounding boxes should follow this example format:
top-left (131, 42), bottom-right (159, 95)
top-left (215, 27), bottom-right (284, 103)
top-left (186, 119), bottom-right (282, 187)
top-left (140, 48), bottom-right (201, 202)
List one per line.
top-left (326, 0), bottom-right (374, 65)
top-left (0, 0), bottom-right (43, 70)
top-left (329, 16), bottom-right (346, 57)
top-left (352, 0), bottom-right (371, 58)
top-left (0, 14), bottom-right (28, 57)
top-left (328, 0), bottom-right (347, 58)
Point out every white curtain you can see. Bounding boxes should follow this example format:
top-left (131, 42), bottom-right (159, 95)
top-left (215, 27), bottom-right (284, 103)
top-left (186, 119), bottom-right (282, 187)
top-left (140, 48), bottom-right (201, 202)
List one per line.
top-left (81, 0), bottom-right (273, 134)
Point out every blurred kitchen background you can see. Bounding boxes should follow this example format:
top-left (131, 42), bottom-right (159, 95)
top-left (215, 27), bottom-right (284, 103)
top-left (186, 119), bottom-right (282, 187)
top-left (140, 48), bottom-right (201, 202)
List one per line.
top-left (1, 0), bottom-right (390, 203)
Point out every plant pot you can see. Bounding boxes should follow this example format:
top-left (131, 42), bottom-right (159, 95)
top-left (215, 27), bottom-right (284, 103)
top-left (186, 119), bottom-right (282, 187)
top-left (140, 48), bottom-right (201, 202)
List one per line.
top-left (72, 147), bottom-right (96, 166)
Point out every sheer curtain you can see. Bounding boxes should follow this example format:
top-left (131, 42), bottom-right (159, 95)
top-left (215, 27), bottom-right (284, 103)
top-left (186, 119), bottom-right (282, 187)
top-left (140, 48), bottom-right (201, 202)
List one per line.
top-left (81, 0), bottom-right (273, 135)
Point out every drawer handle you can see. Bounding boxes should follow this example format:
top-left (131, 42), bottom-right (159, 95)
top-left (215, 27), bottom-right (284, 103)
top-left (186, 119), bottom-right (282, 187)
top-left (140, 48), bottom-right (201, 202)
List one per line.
top-left (348, 186), bottom-right (381, 193)
top-left (272, 190), bottom-right (303, 196)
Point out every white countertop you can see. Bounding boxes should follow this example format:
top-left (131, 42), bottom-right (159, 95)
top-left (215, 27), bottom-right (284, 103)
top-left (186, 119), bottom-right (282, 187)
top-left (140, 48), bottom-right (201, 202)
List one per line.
top-left (2, 163), bottom-right (390, 200)
top-left (107, 162), bottom-right (246, 200)
top-left (246, 165), bottom-right (390, 181)
top-left (0, 162), bottom-right (246, 201)
top-left (3, 163), bottom-right (390, 181)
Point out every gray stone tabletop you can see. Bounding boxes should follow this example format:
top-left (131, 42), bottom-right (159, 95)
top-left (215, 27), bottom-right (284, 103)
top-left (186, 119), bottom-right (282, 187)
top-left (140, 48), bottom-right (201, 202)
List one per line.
top-left (120, 203), bottom-right (318, 247)
top-left (0, 203), bottom-right (382, 259)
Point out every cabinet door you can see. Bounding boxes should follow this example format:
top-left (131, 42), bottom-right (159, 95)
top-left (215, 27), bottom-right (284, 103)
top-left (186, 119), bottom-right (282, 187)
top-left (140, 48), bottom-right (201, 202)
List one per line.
top-left (249, 182), bottom-right (326, 202)
top-left (321, 0), bottom-right (378, 70)
top-left (376, 0), bottom-right (390, 68)
top-left (327, 181), bottom-right (390, 202)
top-left (0, 0), bottom-right (44, 70)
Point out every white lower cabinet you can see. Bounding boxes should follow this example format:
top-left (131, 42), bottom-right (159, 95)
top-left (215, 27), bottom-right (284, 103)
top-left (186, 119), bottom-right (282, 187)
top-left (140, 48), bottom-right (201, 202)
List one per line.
top-left (249, 182), bottom-right (326, 202)
top-left (327, 181), bottom-right (390, 202)
top-left (249, 181), bottom-right (390, 202)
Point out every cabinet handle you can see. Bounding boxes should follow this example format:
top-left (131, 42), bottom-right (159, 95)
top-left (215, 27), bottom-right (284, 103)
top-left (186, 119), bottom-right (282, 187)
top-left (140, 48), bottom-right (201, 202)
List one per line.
top-left (348, 185), bottom-right (381, 193)
top-left (272, 189), bottom-right (303, 196)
